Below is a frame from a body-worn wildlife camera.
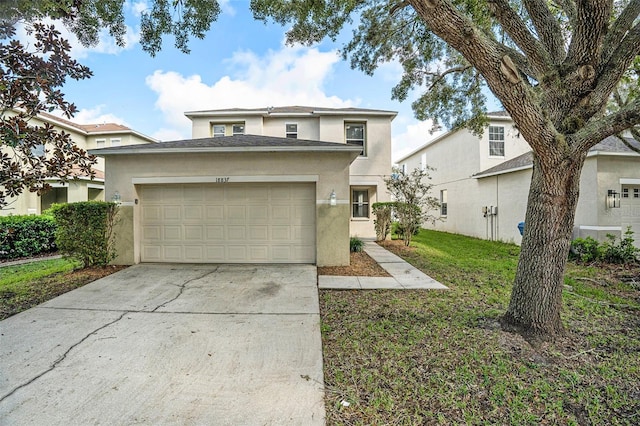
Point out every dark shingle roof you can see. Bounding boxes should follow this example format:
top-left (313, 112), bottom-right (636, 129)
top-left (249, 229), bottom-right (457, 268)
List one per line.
top-left (90, 134), bottom-right (363, 155)
top-left (475, 136), bottom-right (639, 178)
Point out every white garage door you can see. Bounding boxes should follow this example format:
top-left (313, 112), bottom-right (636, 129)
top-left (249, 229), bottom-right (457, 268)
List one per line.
top-left (139, 183), bottom-right (316, 263)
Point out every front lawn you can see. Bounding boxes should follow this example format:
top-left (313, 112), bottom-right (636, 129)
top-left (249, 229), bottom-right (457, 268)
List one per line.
top-left (321, 230), bottom-right (640, 425)
top-left (0, 259), bottom-right (125, 320)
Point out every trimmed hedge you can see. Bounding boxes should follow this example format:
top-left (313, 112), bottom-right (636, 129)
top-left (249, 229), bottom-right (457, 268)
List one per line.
top-left (50, 201), bottom-right (118, 267)
top-left (0, 215), bottom-right (57, 260)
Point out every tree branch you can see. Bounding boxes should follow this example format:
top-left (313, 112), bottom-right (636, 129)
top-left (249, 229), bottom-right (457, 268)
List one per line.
top-left (591, 22), bottom-right (640, 109)
top-left (407, 0), bottom-right (556, 153)
top-left (552, 0), bottom-right (578, 22)
top-left (601, 0), bottom-right (640, 65)
top-left (523, 0), bottom-right (566, 63)
top-left (486, 0), bottom-right (554, 76)
top-left (572, 98), bottom-right (640, 152)
top-left (565, 0), bottom-right (613, 66)
top-left (615, 133), bottom-right (640, 154)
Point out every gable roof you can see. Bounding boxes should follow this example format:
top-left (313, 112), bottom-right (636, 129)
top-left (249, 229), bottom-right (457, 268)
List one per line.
top-left (474, 136), bottom-right (640, 179)
top-left (89, 134), bottom-right (364, 156)
top-left (184, 105), bottom-right (397, 119)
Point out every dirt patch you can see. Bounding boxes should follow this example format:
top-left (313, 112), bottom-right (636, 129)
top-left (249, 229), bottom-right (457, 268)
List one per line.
top-left (318, 251), bottom-right (390, 277)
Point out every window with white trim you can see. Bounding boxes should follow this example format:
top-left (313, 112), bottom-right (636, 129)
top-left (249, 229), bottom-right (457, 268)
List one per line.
top-left (96, 139), bottom-right (106, 148)
top-left (421, 153), bottom-right (427, 170)
top-left (345, 122), bottom-right (366, 156)
top-left (635, 188), bottom-right (639, 198)
top-left (489, 126), bottom-right (505, 157)
top-left (352, 189), bottom-right (369, 218)
top-left (440, 189), bottom-right (448, 216)
top-left (110, 138), bottom-right (121, 147)
top-left (286, 123), bottom-right (297, 138)
top-left (622, 188), bottom-right (629, 198)
top-left (212, 124), bottom-right (225, 137)
top-left (232, 123), bottom-right (245, 135)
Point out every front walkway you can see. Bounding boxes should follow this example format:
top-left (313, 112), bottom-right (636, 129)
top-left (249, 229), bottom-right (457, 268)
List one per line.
top-left (318, 242), bottom-right (448, 290)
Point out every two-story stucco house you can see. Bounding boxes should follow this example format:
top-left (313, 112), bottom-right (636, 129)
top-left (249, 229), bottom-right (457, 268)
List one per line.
top-left (1, 112), bottom-right (157, 216)
top-left (93, 106), bottom-right (396, 267)
top-left (185, 106), bottom-right (397, 238)
top-left (397, 112), bottom-right (640, 247)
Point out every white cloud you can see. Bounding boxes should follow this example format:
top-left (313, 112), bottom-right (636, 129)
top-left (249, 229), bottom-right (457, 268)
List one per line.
top-left (68, 105), bottom-right (130, 127)
top-left (146, 44), bottom-right (357, 138)
top-left (392, 119), bottom-right (444, 163)
top-left (219, 0), bottom-right (236, 16)
top-left (128, 0), bottom-right (150, 17)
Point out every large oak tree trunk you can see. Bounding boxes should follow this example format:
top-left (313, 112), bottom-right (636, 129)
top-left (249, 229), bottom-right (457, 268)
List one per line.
top-left (503, 151), bottom-right (587, 335)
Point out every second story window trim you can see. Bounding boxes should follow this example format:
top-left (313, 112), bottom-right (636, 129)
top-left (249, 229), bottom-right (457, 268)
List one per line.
top-left (345, 122), bottom-right (367, 157)
top-left (286, 123), bottom-right (298, 139)
top-left (96, 138), bottom-right (106, 148)
top-left (489, 125), bottom-right (505, 157)
top-left (110, 138), bottom-right (121, 147)
top-left (212, 123), bottom-right (246, 137)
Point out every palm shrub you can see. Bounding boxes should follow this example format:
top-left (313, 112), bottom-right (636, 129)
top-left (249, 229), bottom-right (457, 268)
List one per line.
top-left (50, 201), bottom-right (118, 267)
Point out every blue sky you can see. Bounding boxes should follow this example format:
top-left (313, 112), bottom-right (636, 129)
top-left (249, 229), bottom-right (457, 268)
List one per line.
top-left (19, 1), bottom-right (499, 160)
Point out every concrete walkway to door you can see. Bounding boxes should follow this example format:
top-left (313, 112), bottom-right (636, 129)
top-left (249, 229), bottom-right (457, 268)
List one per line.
top-left (0, 264), bottom-right (324, 425)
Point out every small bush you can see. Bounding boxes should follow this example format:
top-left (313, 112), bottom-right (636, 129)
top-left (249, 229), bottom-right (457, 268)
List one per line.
top-left (570, 236), bottom-right (601, 263)
top-left (372, 202), bottom-right (394, 242)
top-left (0, 215), bottom-right (57, 259)
top-left (50, 201), bottom-right (118, 267)
top-left (570, 227), bottom-right (639, 264)
top-left (601, 228), bottom-right (640, 264)
top-left (350, 237), bottom-right (364, 253)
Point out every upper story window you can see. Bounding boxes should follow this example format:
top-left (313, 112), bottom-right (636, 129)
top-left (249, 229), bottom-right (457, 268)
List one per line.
top-left (96, 139), bottom-right (106, 148)
top-left (110, 138), bottom-right (121, 147)
top-left (212, 123), bottom-right (245, 137)
top-left (489, 126), bottom-right (505, 157)
top-left (31, 144), bottom-right (45, 157)
top-left (213, 125), bottom-right (225, 137)
top-left (345, 122), bottom-right (366, 156)
top-left (286, 123), bottom-right (298, 138)
top-left (232, 123), bottom-right (245, 135)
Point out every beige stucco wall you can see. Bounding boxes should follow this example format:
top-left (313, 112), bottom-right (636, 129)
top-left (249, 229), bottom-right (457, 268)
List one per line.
top-left (262, 117), bottom-right (320, 140)
top-left (104, 151), bottom-right (355, 266)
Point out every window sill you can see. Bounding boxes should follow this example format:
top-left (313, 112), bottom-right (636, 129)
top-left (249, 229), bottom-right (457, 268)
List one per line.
top-left (488, 156), bottom-right (505, 159)
top-left (351, 217), bottom-right (370, 221)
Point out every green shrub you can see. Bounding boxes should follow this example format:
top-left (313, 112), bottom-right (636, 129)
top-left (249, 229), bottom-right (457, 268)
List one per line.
top-left (350, 237), bottom-right (364, 253)
top-left (0, 215), bottom-right (57, 259)
top-left (372, 202), bottom-right (395, 242)
top-left (50, 201), bottom-right (118, 267)
top-left (570, 227), bottom-right (639, 264)
top-left (601, 227), bottom-right (640, 264)
top-left (570, 236), bottom-right (601, 263)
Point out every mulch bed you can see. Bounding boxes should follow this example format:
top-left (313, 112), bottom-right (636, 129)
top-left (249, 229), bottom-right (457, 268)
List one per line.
top-left (318, 251), bottom-right (391, 277)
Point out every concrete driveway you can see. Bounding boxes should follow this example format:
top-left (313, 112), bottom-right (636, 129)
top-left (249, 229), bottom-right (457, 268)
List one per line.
top-left (0, 264), bottom-right (324, 425)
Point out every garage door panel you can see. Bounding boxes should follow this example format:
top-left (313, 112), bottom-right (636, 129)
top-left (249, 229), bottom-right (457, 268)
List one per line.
top-left (163, 206), bottom-right (181, 220)
top-left (164, 226), bottom-right (182, 240)
top-left (140, 183), bottom-right (315, 263)
top-left (163, 246), bottom-right (182, 261)
top-left (184, 225), bottom-right (203, 241)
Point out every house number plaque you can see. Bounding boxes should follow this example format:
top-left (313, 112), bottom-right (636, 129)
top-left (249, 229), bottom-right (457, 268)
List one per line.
top-left (215, 177), bottom-right (230, 183)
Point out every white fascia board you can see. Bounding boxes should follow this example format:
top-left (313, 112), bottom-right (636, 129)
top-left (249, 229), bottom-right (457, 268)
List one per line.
top-left (90, 145), bottom-right (363, 156)
top-left (184, 110), bottom-right (269, 117)
top-left (313, 109), bottom-right (397, 118)
top-left (588, 151), bottom-right (640, 158)
top-left (473, 164), bottom-right (533, 179)
top-left (87, 183), bottom-right (104, 189)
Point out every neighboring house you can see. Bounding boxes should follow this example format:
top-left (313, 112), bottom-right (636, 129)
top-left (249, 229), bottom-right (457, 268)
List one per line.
top-left (184, 106), bottom-right (397, 238)
top-left (397, 113), bottom-right (640, 247)
top-left (90, 105), bottom-right (396, 267)
top-left (1, 112), bottom-right (157, 216)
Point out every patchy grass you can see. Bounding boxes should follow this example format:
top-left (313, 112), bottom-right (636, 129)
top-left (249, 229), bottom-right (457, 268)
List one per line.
top-left (321, 230), bottom-right (640, 425)
top-left (0, 259), bottom-right (125, 320)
